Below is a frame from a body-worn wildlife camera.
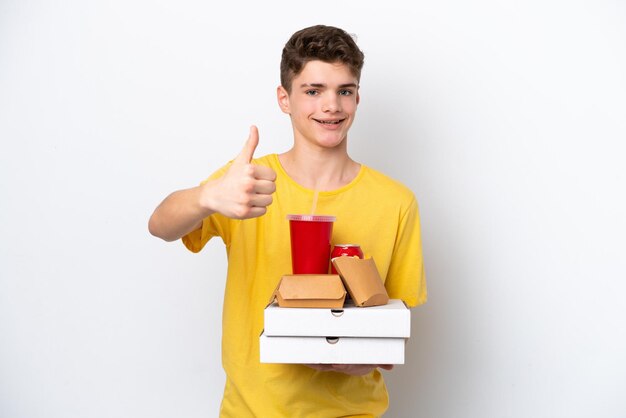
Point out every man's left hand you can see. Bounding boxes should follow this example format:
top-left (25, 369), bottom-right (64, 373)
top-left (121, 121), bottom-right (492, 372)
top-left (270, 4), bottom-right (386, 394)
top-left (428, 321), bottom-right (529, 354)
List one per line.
top-left (305, 364), bottom-right (394, 376)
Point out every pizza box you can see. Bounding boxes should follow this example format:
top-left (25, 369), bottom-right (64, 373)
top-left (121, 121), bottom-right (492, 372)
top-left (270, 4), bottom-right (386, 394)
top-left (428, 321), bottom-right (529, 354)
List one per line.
top-left (260, 332), bottom-right (406, 364)
top-left (264, 299), bottom-right (410, 338)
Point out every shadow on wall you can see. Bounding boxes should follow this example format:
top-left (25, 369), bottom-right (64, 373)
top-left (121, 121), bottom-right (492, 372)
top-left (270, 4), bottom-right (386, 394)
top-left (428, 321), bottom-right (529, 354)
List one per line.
top-left (350, 70), bottom-right (428, 184)
top-left (352, 76), bottom-right (477, 416)
top-left (383, 222), bottom-right (482, 417)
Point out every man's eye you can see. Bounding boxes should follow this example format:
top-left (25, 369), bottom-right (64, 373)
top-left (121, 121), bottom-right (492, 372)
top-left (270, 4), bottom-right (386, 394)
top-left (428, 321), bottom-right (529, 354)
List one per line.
top-left (339, 90), bottom-right (353, 96)
top-left (305, 90), bottom-right (318, 96)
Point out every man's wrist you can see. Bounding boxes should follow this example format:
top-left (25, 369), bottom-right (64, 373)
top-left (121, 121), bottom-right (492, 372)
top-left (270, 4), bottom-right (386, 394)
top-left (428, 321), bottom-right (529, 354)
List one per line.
top-left (197, 181), bottom-right (219, 217)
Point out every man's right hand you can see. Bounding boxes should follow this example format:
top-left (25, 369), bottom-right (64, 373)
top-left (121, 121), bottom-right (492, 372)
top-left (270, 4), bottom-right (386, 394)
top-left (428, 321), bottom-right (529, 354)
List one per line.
top-left (202, 125), bottom-right (277, 219)
top-left (148, 125), bottom-right (276, 241)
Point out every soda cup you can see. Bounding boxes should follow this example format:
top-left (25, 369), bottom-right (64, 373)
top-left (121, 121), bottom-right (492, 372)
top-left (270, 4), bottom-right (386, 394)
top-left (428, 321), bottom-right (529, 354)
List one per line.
top-left (330, 244), bottom-right (364, 274)
top-left (287, 215), bottom-right (336, 274)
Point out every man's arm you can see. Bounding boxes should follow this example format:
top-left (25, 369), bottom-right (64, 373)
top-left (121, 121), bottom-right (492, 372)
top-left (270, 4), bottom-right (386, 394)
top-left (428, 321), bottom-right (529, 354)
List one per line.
top-left (148, 126), bottom-right (276, 241)
top-left (148, 185), bottom-right (214, 242)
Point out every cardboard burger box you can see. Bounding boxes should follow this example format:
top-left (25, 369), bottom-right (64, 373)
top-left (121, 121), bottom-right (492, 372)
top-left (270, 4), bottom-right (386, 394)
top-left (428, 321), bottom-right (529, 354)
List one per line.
top-left (332, 257), bottom-right (389, 307)
top-left (272, 274), bottom-right (346, 309)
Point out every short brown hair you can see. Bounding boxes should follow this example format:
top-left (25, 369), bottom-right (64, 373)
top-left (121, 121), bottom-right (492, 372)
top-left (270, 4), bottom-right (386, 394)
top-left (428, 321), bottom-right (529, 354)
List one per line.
top-left (280, 25), bottom-right (365, 93)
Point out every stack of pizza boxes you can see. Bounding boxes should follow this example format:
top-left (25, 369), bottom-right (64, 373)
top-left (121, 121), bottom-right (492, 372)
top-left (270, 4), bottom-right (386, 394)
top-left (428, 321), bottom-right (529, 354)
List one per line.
top-left (260, 257), bottom-right (411, 364)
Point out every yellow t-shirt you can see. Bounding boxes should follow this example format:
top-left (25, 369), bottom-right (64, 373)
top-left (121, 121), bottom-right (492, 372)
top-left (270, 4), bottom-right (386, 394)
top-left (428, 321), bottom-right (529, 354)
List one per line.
top-left (183, 154), bottom-right (427, 418)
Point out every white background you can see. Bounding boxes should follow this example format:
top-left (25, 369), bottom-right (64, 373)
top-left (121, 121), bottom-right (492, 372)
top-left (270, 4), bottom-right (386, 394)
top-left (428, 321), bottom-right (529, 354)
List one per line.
top-left (1, 1), bottom-right (625, 417)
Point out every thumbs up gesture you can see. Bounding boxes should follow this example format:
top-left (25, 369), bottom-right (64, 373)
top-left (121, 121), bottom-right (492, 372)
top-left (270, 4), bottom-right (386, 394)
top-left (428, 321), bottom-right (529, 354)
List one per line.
top-left (204, 126), bottom-right (277, 219)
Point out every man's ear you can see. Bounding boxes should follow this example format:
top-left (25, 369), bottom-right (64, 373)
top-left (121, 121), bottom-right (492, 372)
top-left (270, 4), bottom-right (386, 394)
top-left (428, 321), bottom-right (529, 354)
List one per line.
top-left (356, 89), bottom-right (360, 105)
top-left (277, 85), bottom-right (290, 114)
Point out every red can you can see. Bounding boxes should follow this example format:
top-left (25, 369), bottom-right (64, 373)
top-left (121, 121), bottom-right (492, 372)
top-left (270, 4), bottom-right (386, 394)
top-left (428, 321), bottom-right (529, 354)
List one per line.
top-left (330, 244), bottom-right (364, 274)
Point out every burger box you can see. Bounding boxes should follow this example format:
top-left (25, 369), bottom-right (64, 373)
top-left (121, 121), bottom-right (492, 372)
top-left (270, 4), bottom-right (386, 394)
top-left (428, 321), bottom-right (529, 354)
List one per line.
top-left (259, 300), bottom-right (409, 364)
top-left (331, 257), bottom-right (389, 307)
top-left (271, 274), bottom-right (346, 309)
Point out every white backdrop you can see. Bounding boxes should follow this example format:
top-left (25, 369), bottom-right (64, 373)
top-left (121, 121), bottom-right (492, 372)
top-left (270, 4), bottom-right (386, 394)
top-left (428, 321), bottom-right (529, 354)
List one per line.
top-left (1, 1), bottom-right (625, 417)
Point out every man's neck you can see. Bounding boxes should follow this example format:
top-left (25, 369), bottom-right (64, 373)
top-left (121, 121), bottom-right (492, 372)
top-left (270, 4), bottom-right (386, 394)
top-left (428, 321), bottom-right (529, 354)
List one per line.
top-left (278, 143), bottom-right (361, 191)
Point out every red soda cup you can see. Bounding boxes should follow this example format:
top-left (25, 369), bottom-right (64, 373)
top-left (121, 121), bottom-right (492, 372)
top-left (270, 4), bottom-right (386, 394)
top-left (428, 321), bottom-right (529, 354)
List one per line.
top-left (287, 215), bottom-right (336, 274)
top-left (330, 244), bottom-right (364, 274)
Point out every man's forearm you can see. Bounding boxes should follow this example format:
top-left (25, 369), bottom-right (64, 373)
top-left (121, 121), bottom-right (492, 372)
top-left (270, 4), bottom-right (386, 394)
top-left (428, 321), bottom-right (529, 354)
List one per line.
top-left (148, 186), bottom-right (215, 242)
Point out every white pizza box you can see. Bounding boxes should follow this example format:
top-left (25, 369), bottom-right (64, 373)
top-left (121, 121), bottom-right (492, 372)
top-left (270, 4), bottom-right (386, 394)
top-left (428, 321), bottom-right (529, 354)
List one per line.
top-left (259, 332), bottom-right (406, 364)
top-left (264, 298), bottom-right (410, 338)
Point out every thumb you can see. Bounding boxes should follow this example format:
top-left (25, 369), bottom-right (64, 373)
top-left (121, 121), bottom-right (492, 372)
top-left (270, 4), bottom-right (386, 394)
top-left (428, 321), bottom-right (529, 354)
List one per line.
top-left (235, 125), bottom-right (259, 164)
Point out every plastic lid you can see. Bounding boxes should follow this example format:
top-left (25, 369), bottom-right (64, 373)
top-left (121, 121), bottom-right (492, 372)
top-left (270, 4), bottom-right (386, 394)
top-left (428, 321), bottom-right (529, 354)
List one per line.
top-left (286, 214), bottom-right (336, 222)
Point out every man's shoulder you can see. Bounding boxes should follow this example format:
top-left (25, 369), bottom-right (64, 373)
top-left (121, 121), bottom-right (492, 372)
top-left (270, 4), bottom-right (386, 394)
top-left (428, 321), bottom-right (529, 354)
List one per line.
top-left (362, 165), bottom-right (416, 201)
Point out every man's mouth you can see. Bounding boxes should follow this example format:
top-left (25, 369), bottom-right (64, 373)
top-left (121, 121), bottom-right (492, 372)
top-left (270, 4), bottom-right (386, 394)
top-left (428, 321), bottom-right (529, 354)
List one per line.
top-left (313, 118), bottom-right (345, 125)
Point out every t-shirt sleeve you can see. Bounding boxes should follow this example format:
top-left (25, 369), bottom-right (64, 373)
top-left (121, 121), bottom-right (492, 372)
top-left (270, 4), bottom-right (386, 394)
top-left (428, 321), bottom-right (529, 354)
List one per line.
top-left (385, 196), bottom-right (427, 307)
top-left (181, 162), bottom-right (233, 253)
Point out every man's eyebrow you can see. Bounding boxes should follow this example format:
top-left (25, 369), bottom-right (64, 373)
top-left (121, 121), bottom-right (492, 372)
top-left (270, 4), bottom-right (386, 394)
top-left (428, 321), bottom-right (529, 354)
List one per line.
top-left (299, 83), bottom-right (359, 88)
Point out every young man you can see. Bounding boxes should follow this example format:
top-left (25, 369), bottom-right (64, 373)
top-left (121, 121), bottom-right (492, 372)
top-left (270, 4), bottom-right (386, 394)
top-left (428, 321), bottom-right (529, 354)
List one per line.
top-left (149, 25), bottom-right (427, 417)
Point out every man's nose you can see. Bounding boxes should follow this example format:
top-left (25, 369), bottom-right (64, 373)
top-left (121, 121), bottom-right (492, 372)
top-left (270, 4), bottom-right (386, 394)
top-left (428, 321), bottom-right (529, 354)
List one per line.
top-left (322, 93), bottom-right (341, 112)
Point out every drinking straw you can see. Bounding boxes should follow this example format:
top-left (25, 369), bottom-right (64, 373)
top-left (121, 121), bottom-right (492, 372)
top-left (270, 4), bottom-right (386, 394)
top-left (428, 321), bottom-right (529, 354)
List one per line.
top-left (310, 189), bottom-right (319, 215)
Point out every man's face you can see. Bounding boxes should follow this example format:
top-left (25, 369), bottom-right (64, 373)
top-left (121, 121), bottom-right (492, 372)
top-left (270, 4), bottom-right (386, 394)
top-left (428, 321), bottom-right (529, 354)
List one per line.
top-left (277, 60), bottom-right (360, 150)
